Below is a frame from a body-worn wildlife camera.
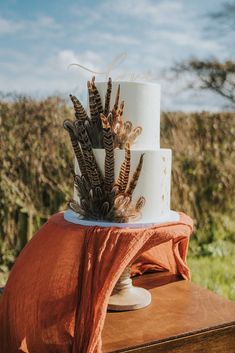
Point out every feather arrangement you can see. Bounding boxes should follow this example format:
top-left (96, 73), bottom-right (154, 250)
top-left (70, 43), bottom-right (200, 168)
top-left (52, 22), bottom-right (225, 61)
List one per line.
top-left (70, 76), bottom-right (142, 149)
top-left (64, 76), bottom-right (145, 222)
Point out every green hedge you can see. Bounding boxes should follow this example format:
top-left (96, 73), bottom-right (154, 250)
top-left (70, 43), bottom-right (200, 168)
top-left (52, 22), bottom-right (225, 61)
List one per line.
top-left (0, 97), bottom-right (234, 272)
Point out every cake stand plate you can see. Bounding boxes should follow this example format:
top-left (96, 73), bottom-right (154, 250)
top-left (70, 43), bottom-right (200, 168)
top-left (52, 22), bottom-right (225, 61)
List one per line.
top-left (64, 209), bottom-right (180, 228)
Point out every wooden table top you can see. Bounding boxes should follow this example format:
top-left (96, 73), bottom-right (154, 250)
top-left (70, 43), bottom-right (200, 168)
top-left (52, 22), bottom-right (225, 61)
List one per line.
top-left (102, 274), bottom-right (235, 353)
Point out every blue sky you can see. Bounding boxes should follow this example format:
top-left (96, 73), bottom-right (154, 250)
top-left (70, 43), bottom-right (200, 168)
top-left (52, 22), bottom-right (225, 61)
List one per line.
top-left (0, 0), bottom-right (233, 110)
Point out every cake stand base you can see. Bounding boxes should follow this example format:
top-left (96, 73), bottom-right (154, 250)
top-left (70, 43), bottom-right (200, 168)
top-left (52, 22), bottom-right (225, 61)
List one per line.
top-left (108, 267), bottom-right (151, 311)
top-left (108, 287), bottom-right (151, 311)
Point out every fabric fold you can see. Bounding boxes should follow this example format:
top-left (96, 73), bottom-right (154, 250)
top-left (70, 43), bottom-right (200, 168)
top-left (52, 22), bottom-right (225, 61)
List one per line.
top-left (0, 211), bottom-right (193, 353)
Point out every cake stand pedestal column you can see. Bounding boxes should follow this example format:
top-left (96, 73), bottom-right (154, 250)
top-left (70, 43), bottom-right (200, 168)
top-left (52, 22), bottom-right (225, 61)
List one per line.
top-left (108, 267), bottom-right (151, 311)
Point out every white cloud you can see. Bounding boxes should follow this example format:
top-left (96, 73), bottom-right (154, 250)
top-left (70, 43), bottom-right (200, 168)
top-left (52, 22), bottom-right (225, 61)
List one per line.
top-left (108, 0), bottom-right (185, 24)
top-left (91, 32), bottom-right (139, 45)
top-left (0, 48), bottom-right (104, 101)
top-left (36, 16), bottom-right (60, 29)
top-left (0, 17), bottom-right (24, 34)
top-left (69, 0), bottom-right (224, 64)
top-left (0, 15), bottom-right (62, 38)
top-left (147, 29), bottom-right (223, 54)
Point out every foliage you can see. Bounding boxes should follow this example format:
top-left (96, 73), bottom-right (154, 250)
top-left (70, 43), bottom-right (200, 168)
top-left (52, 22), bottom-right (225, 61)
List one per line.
top-left (161, 111), bottom-right (235, 249)
top-left (173, 2), bottom-right (235, 107)
top-left (0, 96), bottom-right (73, 268)
top-left (210, 0), bottom-right (235, 31)
top-left (174, 60), bottom-right (235, 106)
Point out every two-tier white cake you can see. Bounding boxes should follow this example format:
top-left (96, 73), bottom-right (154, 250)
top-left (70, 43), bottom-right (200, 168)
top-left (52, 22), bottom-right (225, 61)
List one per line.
top-left (71, 81), bottom-right (179, 225)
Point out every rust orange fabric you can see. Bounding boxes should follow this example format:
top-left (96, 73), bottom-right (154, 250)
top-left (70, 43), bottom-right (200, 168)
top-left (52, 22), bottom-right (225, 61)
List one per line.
top-left (0, 211), bottom-right (193, 353)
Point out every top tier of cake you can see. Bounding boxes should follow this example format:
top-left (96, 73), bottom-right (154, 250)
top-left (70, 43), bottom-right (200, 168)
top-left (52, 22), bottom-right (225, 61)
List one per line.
top-left (95, 81), bottom-right (161, 150)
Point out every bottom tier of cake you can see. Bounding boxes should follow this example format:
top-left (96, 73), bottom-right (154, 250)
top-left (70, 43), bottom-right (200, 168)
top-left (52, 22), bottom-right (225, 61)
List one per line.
top-left (74, 148), bottom-right (172, 223)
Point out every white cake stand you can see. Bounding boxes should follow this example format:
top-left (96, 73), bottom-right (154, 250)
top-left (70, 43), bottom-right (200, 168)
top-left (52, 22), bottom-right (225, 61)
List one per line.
top-left (64, 209), bottom-right (179, 311)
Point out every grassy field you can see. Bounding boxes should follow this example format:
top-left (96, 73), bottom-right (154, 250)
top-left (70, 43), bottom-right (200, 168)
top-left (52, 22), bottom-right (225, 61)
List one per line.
top-left (188, 241), bottom-right (235, 301)
top-left (0, 96), bottom-right (234, 300)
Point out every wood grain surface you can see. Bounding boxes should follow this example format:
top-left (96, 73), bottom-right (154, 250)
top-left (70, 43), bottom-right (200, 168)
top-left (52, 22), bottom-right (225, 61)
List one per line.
top-left (102, 276), bottom-right (235, 353)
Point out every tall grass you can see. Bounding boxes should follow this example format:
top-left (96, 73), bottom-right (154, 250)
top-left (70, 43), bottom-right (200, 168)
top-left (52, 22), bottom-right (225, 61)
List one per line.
top-left (161, 112), bottom-right (235, 249)
top-left (0, 96), bottom-right (73, 268)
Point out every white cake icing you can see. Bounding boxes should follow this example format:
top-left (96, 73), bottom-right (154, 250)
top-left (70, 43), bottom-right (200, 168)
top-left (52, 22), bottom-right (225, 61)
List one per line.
top-left (95, 81), bottom-right (161, 150)
top-left (73, 81), bottom-right (174, 223)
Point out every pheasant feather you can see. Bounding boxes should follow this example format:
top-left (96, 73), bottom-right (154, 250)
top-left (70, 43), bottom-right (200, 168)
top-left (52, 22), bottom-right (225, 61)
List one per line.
top-left (124, 121), bottom-right (132, 134)
top-left (75, 120), bottom-right (103, 188)
top-left (126, 153), bottom-right (144, 196)
top-left (111, 84), bottom-right (120, 127)
top-left (101, 114), bottom-right (115, 192)
top-left (74, 175), bottom-right (90, 198)
top-left (135, 196), bottom-right (146, 212)
top-left (63, 120), bottom-right (87, 178)
top-left (66, 76), bottom-right (145, 223)
top-left (87, 82), bottom-right (99, 124)
top-left (70, 95), bottom-right (89, 121)
top-left (68, 200), bottom-right (86, 216)
top-left (127, 126), bottom-right (143, 145)
top-left (115, 143), bottom-right (131, 192)
top-left (104, 77), bottom-right (112, 116)
top-left (101, 201), bottom-right (110, 217)
top-left (117, 101), bottom-right (125, 122)
top-left (114, 84), bottom-right (120, 112)
top-left (91, 76), bottom-right (103, 115)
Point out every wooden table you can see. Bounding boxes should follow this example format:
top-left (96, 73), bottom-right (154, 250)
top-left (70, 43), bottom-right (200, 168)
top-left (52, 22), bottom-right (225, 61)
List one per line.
top-left (102, 273), bottom-right (235, 353)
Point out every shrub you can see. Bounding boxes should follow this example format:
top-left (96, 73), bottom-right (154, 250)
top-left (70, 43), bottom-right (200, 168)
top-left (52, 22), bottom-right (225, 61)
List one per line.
top-left (0, 96), bottom-right (73, 268)
top-left (161, 112), bottom-right (235, 249)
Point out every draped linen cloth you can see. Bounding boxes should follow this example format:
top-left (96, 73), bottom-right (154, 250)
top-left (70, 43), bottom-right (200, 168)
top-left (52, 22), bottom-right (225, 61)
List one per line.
top-left (0, 211), bottom-right (193, 353)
